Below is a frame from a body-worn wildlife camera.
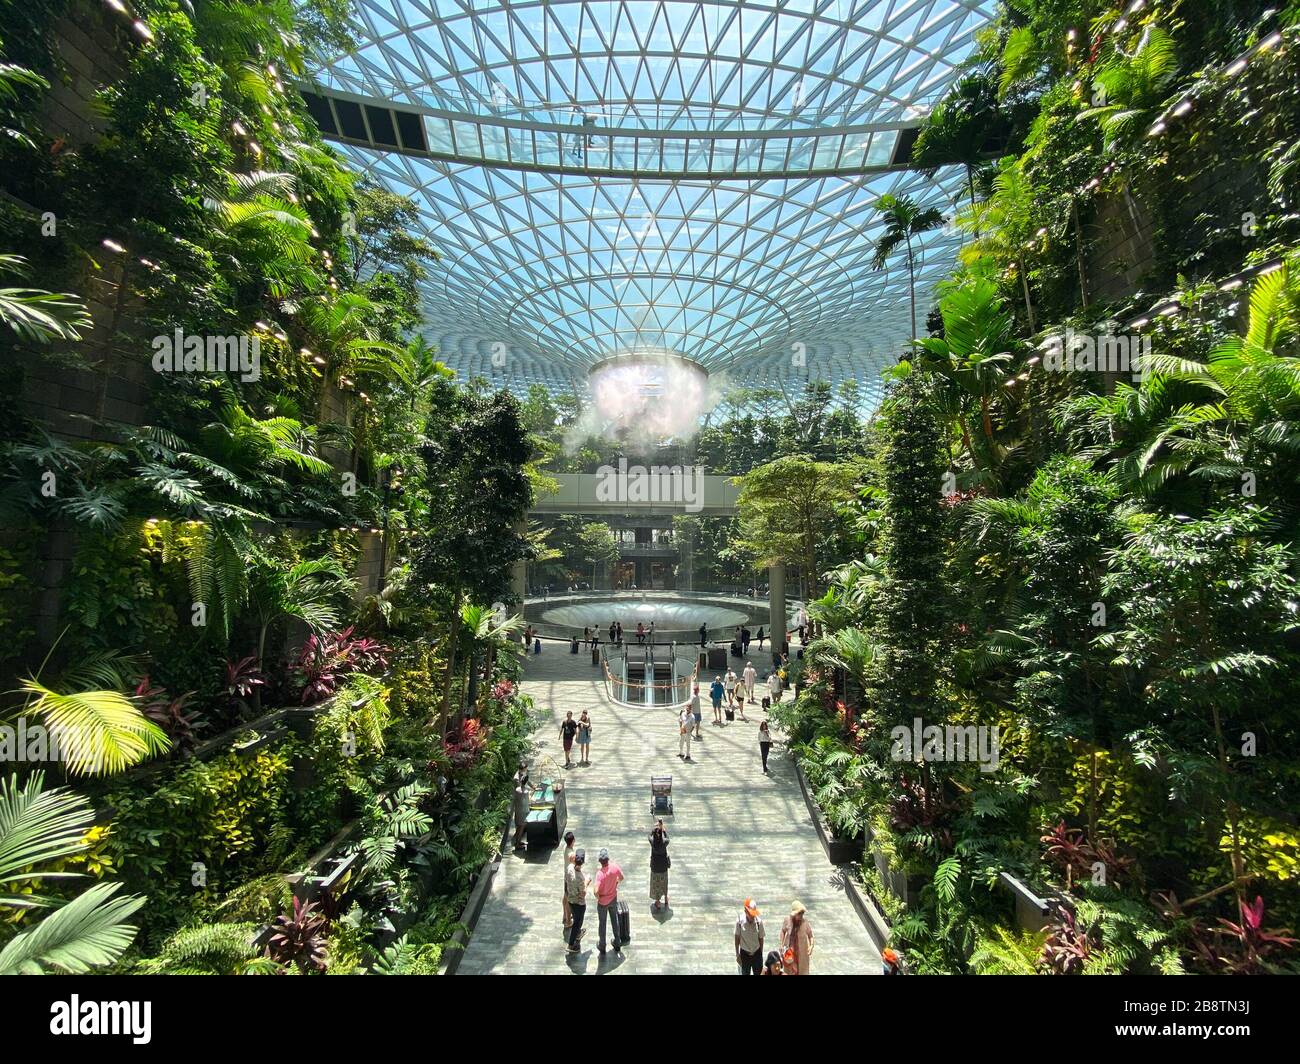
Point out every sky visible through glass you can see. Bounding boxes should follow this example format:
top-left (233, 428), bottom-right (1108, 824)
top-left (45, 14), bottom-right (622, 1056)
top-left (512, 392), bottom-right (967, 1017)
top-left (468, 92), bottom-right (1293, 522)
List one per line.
top-left (312, 0), bottom-right (995, 402)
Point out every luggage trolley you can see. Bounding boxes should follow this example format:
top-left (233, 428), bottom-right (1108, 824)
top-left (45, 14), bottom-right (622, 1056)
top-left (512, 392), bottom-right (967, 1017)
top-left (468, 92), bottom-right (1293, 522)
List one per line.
top-left (650, 775), bottom-right (674, 816)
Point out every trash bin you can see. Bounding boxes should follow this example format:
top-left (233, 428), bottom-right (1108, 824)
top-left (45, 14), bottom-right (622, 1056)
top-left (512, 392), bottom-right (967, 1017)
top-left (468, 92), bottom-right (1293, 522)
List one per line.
top-left (591, 646), bottom-right (600, 666)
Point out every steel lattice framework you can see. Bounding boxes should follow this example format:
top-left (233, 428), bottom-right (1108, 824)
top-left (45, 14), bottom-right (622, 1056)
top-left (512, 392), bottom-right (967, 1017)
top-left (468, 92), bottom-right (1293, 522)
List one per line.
top-left (311, 0), bottom-right (996, 402)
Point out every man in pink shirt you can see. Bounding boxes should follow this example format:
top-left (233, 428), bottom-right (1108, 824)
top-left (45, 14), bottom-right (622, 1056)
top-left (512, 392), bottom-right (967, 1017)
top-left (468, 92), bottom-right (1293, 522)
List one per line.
top-left (594, 848), bottom-right (625, 956)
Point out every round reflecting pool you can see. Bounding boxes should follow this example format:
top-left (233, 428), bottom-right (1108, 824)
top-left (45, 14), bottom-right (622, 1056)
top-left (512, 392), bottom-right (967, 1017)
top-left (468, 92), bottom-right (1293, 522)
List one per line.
top-left (534, 595), bottom-right (754, 634)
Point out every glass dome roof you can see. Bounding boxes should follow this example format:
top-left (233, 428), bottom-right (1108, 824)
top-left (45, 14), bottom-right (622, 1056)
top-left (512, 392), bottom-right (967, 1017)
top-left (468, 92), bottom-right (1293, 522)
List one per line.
top-left (310, 1), bottom-right (996, 402)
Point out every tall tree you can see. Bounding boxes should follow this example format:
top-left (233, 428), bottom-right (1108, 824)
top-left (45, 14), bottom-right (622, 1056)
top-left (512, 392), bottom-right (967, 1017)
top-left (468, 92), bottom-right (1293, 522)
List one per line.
top-left (734, 455), bottom-right (860, 599)
top-left (413, 387), bottom-right (533, 734)
top-left (872, 193), bottom-right (946, 341)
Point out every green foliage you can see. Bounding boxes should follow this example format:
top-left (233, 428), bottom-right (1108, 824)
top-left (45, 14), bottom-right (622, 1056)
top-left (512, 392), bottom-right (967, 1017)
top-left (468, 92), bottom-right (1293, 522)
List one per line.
top-left (103, 742), bottom-right (298, 941)
top-left (0, 772), bottom-right (145, 974)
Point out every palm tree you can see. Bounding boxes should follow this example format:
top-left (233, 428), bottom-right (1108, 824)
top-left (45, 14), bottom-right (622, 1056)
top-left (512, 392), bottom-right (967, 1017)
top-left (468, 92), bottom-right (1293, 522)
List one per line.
top-left (457, 603), bottom-right (524, 724)
top-left (0, 254), bottom-right (92, 344)
top-left (1063, 263), bottom-right (1300, 498)
top-left (14, 647), bottom-right (170, 777)
top-left (872, 193), bottom-right (946, 341)
top-left (911, 69), bottom-right (1006, 223)
top-left (911, 278), bottom-right (1016, 471)
top-left (0, 772), bottom-right (145, 974)
top-left (248, 556), bottom-right (353, 671)
top-left (805, 627), bottom-right (881, 706)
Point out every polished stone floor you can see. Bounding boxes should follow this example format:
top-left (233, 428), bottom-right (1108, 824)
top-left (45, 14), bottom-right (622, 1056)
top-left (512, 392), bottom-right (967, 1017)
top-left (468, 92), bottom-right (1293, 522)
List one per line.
top-left (456, 640), bottom-right (881, 975)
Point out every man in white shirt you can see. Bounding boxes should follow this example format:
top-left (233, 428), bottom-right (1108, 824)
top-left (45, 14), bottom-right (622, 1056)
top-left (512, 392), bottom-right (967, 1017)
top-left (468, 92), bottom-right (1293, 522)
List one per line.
top-left (735, 898), bottom-right (765, 975)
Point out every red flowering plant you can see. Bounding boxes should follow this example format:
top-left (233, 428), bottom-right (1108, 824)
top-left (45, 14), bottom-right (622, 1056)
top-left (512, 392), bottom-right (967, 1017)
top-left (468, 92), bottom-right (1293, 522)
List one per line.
top-left (940, 488), bottom-right (982, 508)
top-left (1040, 821), bottom-right (1135, 892)
top-left (291, 627), bottom-right (391, 705)
top-left (1040, 902), bottom-right (1092, 975)
top-left (443, 717), bottom-right (487, 771)
top-left (491, 678), bottom-right (515, 703)
top-left (1194, 896), bottom-right (1299, 975)
top-left (133, 676), bottom-right (201, 752)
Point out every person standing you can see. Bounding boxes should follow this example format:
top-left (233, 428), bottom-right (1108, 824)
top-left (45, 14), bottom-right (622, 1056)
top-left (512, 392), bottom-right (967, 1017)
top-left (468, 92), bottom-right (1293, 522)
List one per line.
top-left (743, 660), bottom-right (757, 704)
top-left (767, 668), bottom-right (783, 705)
top-left (648, 620), bottom-right (656, 644)
top-left (735, 899), bottom-right (765, 975)
top-left (562, 831), bottom-right (576, 929)
top-left (758, 719), bottom-right (773, 773)
top-left (741, 625), bottom-right (751, 654)
top-left (698, 622), bottom-right (708, 647)
top-left (616, 621), bottom-right (624, 645)
top-left (559, 711), bottom-right (579, 768)
top-left (583, 625), bottom-right (592, 649)
top-left (512, 766), bottom-right (530, 850)
top-left (780, 901), bottom-right (814, 975)
top-left (709, 675), bottom-right (725, 725)
top-left (648, 820), bottom-right (670, 911)
top-left (577, 710), bottom-right (592, 765)
top-left (756, 626), bottom-right (765, 649)
top-left (678, 703), bottom-right (693, 761)
top-left (565, 849), bottom-right (590, 954)
top-left (595, 848), bottom-right (625, 957)
top-left (608, 620), bottom-right (617, 645)
top-left (636, 621), bottom-right (645, 645)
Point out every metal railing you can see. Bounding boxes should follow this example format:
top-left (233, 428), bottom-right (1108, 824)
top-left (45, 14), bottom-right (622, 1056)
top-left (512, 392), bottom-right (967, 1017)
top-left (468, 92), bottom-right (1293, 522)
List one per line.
top-left (600, 642), bottom-right (699, 707)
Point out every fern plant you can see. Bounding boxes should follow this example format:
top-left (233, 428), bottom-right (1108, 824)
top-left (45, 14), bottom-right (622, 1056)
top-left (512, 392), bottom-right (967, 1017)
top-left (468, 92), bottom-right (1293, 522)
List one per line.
top-left (135, 921), bottom-right (279, 974)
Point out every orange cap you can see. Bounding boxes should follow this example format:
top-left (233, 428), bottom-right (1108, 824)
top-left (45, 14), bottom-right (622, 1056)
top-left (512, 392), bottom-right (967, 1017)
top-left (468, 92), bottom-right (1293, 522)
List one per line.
top-left (882, 948), bottom-right (899, 963)
top-left (744, 898), bottom-right (759, 917)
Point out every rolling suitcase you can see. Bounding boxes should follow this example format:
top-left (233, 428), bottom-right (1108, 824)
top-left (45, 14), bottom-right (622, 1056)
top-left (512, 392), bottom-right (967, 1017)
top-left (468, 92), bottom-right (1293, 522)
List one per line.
top-left (725, 707), bottom-right (735, 721)
top-left (617, 898), bottom-right (631, 944)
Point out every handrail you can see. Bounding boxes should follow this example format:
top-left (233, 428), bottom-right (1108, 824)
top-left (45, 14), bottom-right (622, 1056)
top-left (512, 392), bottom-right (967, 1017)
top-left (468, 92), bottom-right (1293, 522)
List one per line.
top-left (598, 643), bottom-right (699, 707)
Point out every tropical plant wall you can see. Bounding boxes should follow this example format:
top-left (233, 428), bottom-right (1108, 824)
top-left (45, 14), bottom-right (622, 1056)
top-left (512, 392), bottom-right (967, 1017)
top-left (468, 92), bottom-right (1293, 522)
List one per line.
top-left (778, 0), bottom-right (1300, 974)
top-left (0, 0), bottom-right (535, 974)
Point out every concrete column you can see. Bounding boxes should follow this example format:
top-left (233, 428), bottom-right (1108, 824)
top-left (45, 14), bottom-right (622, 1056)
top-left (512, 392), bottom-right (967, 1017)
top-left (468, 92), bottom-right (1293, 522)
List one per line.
top-left (769, 561), bottom-right (786, 653)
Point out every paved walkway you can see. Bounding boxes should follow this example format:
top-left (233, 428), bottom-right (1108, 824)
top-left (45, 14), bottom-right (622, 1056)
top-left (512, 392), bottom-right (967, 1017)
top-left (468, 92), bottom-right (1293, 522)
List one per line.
top-left (456, 640), bottom-right (881, 975)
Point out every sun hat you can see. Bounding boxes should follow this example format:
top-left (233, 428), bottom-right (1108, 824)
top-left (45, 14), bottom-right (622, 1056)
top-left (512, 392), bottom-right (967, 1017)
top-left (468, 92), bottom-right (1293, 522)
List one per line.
top-left (790, 900), bottom-right (806, 915)
top-left (744, 898), bottom-right (760, 918)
